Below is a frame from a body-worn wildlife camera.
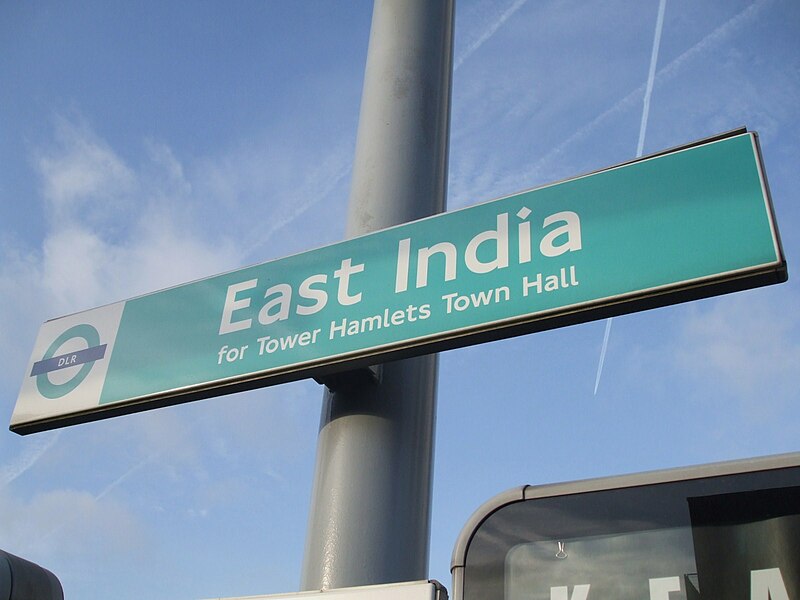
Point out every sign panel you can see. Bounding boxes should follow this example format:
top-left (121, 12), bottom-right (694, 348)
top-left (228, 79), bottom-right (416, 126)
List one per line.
top-left (11, 131), bottom-right (786, 434)
top-left (450, 453), bottom-right (800, 600)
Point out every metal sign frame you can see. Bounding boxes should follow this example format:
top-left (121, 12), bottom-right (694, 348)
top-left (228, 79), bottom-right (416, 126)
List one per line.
top-left (11, 129), bottom-right (786, 434)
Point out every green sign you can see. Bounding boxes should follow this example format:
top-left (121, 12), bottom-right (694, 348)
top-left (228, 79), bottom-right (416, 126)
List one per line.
top-left (11, 132), bottom-right (786, 434)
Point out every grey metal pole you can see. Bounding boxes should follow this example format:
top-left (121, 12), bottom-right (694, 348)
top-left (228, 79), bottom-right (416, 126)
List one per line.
top-left (301, 0), bottom-right (454, 591)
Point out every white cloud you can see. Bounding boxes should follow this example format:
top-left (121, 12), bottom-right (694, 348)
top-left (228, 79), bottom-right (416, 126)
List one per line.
top-left (0, 115), bottom-right (242, 353)
top-left (0, 486), bottom-right (148, 567)
top-left (0, 113), bottom-right (330, 498)
top-left (675, 290), bottom-right (800, 396)
top-left (0, 431), bottom-right (60, 486)
top-left (40, 225), bottom-right (114, 312)
top-left (36, 117), bottom-right (135, 217)
top-left (191, 133), bottom-right (353, 263)
top-left (0, 114), bottom-right (252, 494)
top-left (143, 139), bottom-right (192, 197)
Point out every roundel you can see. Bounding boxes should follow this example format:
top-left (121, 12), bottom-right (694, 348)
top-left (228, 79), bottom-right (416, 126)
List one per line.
top-left (36, 324), bottom-right (102, 399)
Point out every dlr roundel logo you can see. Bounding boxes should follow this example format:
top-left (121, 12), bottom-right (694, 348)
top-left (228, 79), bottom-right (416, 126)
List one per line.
top-left (30, 324), bottom-right (108, 399)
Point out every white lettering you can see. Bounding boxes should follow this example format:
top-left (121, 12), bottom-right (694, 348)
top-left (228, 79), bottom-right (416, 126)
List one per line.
top-left (329, 318), bottom-right (347, 338)
top-left (751, 568), bottom-right (789, 600)
top-left (442, 287), bottom-right (511, 313)
top-left (258, 283), bottom-right (292, 325)
top-left (217, 344), bottom-right (248, 363)
top-left (395, 238), bottom-right (411, 293)
top-left (517, 207), bottom-right (532, 263)
top-left (297, 274), bottom-right (328, 315)
top-left (328, 305), bottom-right (430, 339)
top-left (417, 242), bottom-right (458, 289)
top-left (550, 584), bottom-right (590, 600)
top-left (334, 258), bottom-right (365, 306)
top-left (522, 273), bottom-right (542, 295)
top-left (465, 213), bottom-right (509, 274)
top-left (649, 576), bottom-right (681, 600)
top-left (257, 329), bottom-right (321, 355)
top-left (541, 210), bottom-right (582, 257)
top-left (219, 279), bottom-right (258, 335)
top-left (396, 209), bottom-right (581, 291)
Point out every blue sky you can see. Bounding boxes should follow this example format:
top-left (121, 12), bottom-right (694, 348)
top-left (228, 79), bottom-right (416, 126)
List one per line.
top-left (1, 1), bottom-right (799, 598)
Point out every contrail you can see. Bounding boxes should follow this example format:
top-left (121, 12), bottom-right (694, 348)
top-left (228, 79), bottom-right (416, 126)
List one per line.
top-left (524, 0), bottom-right (770, 186)
top-left (241, 0), bottom-right (771, 263)
top-left (94, 456), bottom-right (151, 501)
top-left (454, 0), bottom-right (530, 71)
top-left (594, 0), bottom-right (666, 396)
top-left (594, 317), bottom-right (615, 395)
top-left (30, 454), bottom-right (153, 550)
top-left (637, 0), bottom-right (667, 158)
top-left (590, 0), bottom-right (770, 395)
top-left (242, 0), bottom-right (532, 257)
top-left (238, 159), bottom-right (353, 262)
top-left (656, 0), bottom-right (770, 83)
top-left (240, 0), bottom-right (532, 259)
top-left (0, 432), bottom-right (60, 486)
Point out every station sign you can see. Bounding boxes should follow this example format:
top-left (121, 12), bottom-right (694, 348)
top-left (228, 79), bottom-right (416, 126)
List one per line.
top-left (11, 131), bottom-right (786, 434)
top-left (450, 453), bottom-right (800, 600)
